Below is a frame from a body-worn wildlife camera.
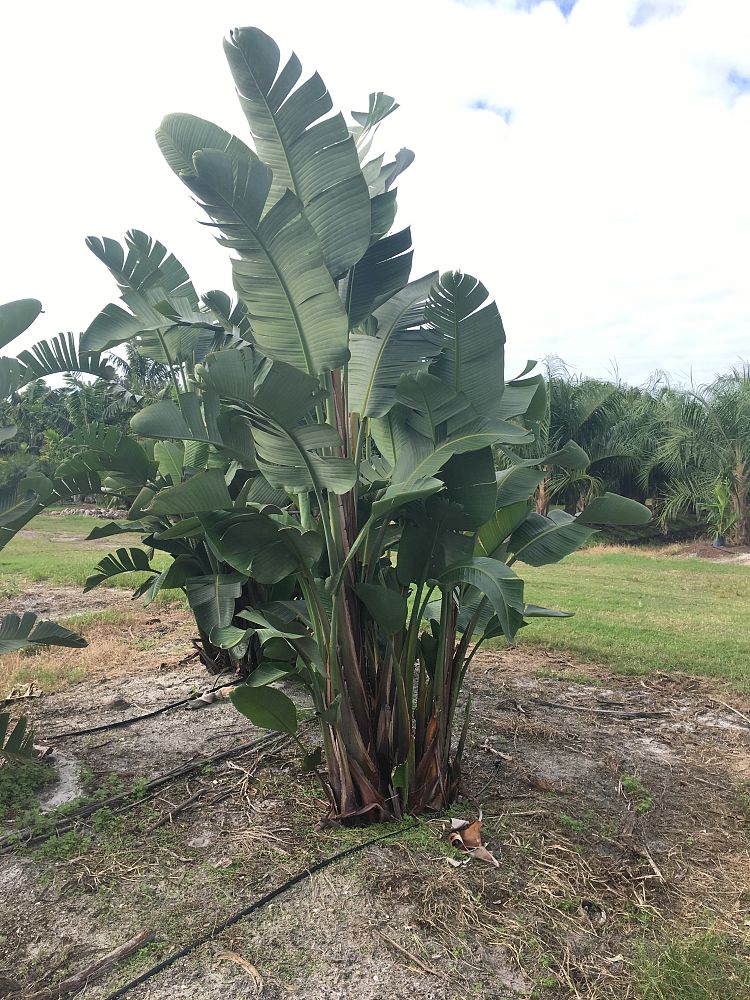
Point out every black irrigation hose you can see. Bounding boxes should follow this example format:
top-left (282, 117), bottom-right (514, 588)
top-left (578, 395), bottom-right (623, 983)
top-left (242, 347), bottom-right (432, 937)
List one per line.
top-left (49, 679), bottom-right (243, 741)
top-left (103, 823), bottom-right (416, 1000)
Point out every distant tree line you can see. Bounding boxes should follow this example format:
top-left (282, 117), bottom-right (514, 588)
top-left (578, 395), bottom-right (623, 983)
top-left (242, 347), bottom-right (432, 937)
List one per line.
top-left (519, 358), bottom-right (750, 545)
top-left (0, 344), bottom-right (169, 486)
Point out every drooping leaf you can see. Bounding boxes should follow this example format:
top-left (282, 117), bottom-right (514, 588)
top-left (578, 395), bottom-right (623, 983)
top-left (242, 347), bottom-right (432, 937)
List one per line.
top-left (230, 683), bottom-right (298, 734)
top-left (577, 492), bottom-right (651, 526)
top-left (86, 520), bottom-right (152, 541)
top-left (495, 466), bottom-right (545, 506)
top-left (244, 662), bottom-right (295, 687)
top-left (438, 557), bottom-right (525, 641)
top-left (476, 501), bottom-right (531, 559)
top-left (202, 511), bottom-right (322, 585)
top-left (0, 334), bottom-right (116, 399)
top-left (353, 583), bottom-right (407, 635)
top-left (0, 298), bottom-right (43, 350)
top-left (369, 477), bottom-right (444, 521)
top-left (84, 548), bottom-right (154, 592)
top-left (0, 613), bottom-right (87, 654)
top-left (508, 509), bottom-right (595, 567)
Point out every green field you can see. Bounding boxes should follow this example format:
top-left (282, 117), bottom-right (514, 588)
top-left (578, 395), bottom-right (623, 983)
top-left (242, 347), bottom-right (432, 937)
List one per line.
top-left (515, 547), bottom-right (750, 688)
top-left (0, 515), bottom-right (169, 596)
top-left (2, 516), bottom-right (749, 689)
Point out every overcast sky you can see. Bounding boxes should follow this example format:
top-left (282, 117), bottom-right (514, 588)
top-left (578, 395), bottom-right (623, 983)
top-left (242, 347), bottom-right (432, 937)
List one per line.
top-left (1, 0), bottom-right (748, 385)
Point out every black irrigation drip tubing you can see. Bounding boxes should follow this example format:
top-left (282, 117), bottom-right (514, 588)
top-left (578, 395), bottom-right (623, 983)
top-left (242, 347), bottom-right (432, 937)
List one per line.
top-left (103, 823), bottom-right (416, 1000)
top-left (48, 678), bottom-right (243, 741)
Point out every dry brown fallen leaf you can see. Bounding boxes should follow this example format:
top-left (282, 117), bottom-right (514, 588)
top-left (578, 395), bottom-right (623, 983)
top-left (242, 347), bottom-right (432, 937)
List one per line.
top-left (448, 815), bottom-right (500, 867)
top-left (216, 950), bottom-right (263, 993)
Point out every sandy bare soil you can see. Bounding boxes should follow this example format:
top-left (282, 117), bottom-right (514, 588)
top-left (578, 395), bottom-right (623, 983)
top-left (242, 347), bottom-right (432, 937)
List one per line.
top-left (1, 630), bottom-right (749, 999)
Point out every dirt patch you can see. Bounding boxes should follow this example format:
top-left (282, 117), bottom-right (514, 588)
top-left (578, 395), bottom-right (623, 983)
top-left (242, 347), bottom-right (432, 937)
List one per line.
top-left (0, 644), bottom-right (748, 999)
top-left (658, 540), bottom-right (750, 562)
top-left (0, 584), bottom-right (127, 619)
top-left (0, 605), bottom-right (193, 697)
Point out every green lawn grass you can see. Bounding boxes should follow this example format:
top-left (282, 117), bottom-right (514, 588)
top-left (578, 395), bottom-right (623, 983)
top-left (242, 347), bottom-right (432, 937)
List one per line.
top-left (0, 514), bottom-right (169, 593)
top-left (511, 548), bottom-right (750, 688)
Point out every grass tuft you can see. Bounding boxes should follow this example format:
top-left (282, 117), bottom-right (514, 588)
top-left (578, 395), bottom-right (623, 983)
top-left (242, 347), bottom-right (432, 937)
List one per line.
top-left (632, 933), bottom-right (750, 1000)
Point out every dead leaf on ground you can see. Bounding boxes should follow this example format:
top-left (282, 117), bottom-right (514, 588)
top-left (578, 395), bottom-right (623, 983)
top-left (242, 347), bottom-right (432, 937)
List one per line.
top-left (216, 950), bottom-right (263, 993)
top-left (448, 814), bottom-right (500, 867)
top-left (525, 774), bottom-right (563, 793)
top-left (3, 682), bottom-right (42, 703)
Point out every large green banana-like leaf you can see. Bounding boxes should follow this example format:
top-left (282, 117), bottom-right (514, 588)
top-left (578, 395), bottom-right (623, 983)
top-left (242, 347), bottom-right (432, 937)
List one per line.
top-left (88, 229), bottom-right (200, 312)
top-left (201, 290), bottom-right (252, 342)
top-left (131, 394), bottom-right (254, 467)
top-left (195, 348), bottom-right (255, 405)
top-left (67, 424), bottom-right (153, 483)
top-left (250, 415), bottom-right (356, 495)
top-left (439, 448), bottom-right (498, 529)
top-left (84, 547), bottom-right (154, 592)
top-left (240, 360), bottom-right (355, 495)
top-left (185, 574), bottom-right (245, 634)
top-left (343, 228), bottom-right (414, 330)
top-left (577, 492), bottom-right (651, 526)
top-left (0, 612), bottom-right (87, 654)
top-left (507, 509), bottom-right (595, 567)
top-left (133, 362), bottom-right (353, 495)
top-left (476, 500), bottom-right (530, 559)
top-left (348, 272), bottom-right (439, 417)
top-left (223, 26), bottom-right (371, 279)
top-left (0, 713), bottom-right (35, 763)
top-left (501, 439), bottom-right (591, 471)
top-left (86, 520), bottom-right (154, 540)
top-left (201, 510), bottom-right (322, 585)
top-left (230, 683), bottom-right (298, 735)
top-left (147, 469), bottom-right (233, 515)
top-left (438, 557), bottom-right (525, 641)
top-left (495, 465), bottom-right (546, 506)
top-left (0, 334), bottom-right (116, 400)
top-left (369, 477), bottom-right (444, 521)
top-left (385, 372), bottom-right (533, 483)
top-left (497, 374), bottom-right (546, 421)
top-left (157, 122), bottom-right (349, 376)
top-left (425, 272), bottom-right (505, 421)
top-left (82, 231), bottom-right (232, 355)
top-left (0, 298), bottom-right (42, 350)
top-left (154, 441), bottom-right (184, 484)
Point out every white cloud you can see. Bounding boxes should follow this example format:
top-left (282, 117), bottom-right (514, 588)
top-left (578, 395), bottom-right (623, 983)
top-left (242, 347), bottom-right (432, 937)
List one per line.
top-left (0, 0), bottom-right (748, 385)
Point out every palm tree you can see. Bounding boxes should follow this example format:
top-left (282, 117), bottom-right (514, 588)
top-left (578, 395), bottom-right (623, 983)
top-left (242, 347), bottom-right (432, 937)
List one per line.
top-left (648, 367), bottom-right (750, 544)
top-left (523, 359), bottom-right (641, 515)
